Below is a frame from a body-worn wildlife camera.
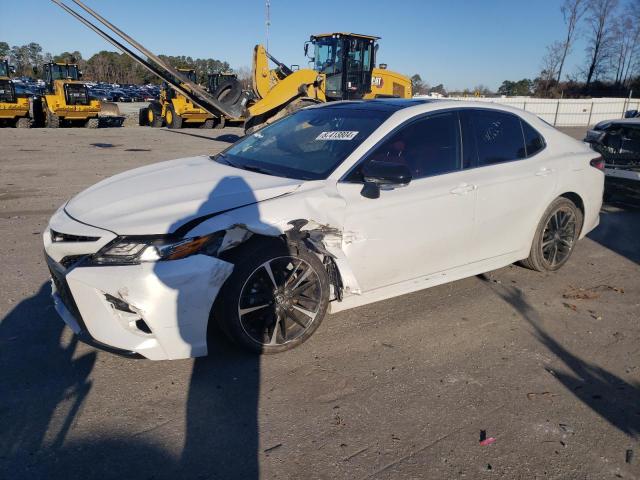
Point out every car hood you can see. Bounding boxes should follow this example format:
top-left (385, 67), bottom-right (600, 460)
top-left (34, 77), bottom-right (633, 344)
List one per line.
top-left (64, 155), bottom-right (303, 235)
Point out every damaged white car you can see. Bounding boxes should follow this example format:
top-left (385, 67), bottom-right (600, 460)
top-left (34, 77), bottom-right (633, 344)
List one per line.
top-left (44, 99), bottom-right (604, 359)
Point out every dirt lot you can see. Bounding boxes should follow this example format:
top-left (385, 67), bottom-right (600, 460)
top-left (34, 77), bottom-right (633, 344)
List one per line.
top-left (0, 126), bottom-right (639, 479)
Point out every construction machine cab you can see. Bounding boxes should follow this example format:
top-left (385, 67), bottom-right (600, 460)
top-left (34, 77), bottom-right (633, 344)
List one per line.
top-left (43, 62), bottom-right (83, 93)
top-left (307, 33), bottom-right (378, 100)
top-left (0, 60), bottom-right (9, 78)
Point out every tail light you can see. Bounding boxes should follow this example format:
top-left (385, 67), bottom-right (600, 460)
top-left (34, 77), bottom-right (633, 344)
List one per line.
top-left (590, 156), bottom-right (605, 171)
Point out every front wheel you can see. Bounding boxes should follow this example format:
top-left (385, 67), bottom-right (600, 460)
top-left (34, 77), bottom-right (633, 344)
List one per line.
top-left (214, 240), bottom-right (330, 354)
top-left (521, 197), bottom-right (583, 272)
top-left (166, 106), bottom-right (183, 129)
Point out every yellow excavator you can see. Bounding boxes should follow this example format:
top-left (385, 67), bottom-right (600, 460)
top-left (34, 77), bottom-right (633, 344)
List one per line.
top-left (0, 59), bottom-right (37, 128)
top-left (41, 62), bottom-right (121, 128)
top-left (141, 68), bottom-right (224, 129)
top-left (53, 0), bottom-right (412, 133)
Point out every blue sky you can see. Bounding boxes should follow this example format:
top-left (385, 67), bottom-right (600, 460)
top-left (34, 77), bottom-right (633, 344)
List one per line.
top-left (2, 0), bottom-right (590, 90)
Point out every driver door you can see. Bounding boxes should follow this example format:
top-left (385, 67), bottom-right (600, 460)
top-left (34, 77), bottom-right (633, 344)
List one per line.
top-left (336, 111), bottom-right (478, 293)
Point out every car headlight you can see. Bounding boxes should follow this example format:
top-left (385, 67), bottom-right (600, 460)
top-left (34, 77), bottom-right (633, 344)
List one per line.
top-left (90, 232), bottom-right (225, 265)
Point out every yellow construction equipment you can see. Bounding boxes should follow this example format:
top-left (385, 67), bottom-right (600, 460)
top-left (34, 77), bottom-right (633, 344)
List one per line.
top-left (243, 33), bottom-right (412, 132)
top-left (41, 62), bottom-right (121, 128)
top-left (141, 68), bottom-right (224, 129)
top-left (53, 1), bottom-right (413, 133)
top-left (0, 59), bottom-right (36, 128)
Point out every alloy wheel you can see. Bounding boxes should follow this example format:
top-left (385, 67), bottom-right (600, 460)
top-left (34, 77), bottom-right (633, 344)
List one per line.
top-left (238, 256), bottom-right (323, 346)
top-left (541, 207), bottom-right (577, 267)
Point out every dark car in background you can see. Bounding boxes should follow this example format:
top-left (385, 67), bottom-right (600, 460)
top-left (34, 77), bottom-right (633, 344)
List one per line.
top-left (585, 118), bottom-right (640, 204)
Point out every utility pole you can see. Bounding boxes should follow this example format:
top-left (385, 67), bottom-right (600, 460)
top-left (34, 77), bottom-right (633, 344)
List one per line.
top-left (265, 0), bottom-right (271, 52)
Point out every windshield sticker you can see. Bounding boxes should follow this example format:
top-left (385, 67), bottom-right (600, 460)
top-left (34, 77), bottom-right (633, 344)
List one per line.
top-left (315, 131), bottom-right (359, 141)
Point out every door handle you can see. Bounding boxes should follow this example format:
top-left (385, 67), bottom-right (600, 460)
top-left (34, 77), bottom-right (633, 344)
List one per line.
top-left (536, 167), bottom-right (554, 177)
top-left (450, 183), bottom-right (476, 195)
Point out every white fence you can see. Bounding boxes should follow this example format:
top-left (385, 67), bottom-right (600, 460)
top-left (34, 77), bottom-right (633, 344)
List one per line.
top-left (432, 96), bottom-right (640, 127)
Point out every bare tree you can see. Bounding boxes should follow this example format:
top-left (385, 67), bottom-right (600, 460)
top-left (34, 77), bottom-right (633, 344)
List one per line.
top-left (584, 0), bottom-right (619, 86)
top-left (557, 0), bottom-right (587, 82)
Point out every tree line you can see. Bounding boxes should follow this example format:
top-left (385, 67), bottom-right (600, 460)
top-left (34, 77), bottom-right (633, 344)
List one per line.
top-left (0, 41), bottom-right (229, 84)
top-left (411, 0), bottom-right (640, 98)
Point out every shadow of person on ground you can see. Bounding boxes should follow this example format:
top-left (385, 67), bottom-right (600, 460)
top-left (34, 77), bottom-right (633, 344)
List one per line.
top-left (478, 274), bottom-right (640, 439)
top-left (155, 174), bottom-right (267, 479)
top-left (587, 204), bottom-right (640, 264)
top-left (0, 283), bottom-right (96, 476)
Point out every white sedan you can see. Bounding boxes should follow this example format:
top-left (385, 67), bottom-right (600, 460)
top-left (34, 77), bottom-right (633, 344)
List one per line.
top-left (43, 99), bottom-right (604, 359)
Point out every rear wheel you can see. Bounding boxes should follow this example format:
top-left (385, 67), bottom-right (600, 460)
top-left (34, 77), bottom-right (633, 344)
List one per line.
top-left (214, 116), bottom-right (226, 129)
top-left (85, 117), bottom-right (99, 129)
top-left (16, 117), bottom-right (33, 128)
top-left (138, 107), bottom-right (149, 126)
top-left (521, 197), bottom-right (583, 272)
top-left (46, 110), bottom-right (60, 128)
top-left (147, 103), bottom-right (164, 127)
top-left (200, 118), bottom-right (214, 129)
top-left (215, 240), bottom-right (330, 354)
top-left (166, 106), bottom-right (183, 129)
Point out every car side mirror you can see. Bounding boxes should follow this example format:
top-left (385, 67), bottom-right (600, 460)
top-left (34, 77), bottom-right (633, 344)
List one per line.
top-left (360, 161), bottom-right (412, 199)
top-left (584, 129), bottom-right (607, 146)
top-left (624, 109), bottom-right (638, 118)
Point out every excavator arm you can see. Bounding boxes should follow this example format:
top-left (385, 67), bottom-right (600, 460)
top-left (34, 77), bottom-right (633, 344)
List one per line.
top-left (51, 0), bottom-right (245, 120)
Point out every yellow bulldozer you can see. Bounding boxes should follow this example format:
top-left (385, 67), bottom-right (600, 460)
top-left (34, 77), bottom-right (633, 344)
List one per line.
top-left (41, 62), bottom-right (121, 128)
top-left (0, 59), bottom-right (37, 128)
top-left (141, 68), bottom-right (224, 129)
top-left (53, 0), bottom-right (412, 133)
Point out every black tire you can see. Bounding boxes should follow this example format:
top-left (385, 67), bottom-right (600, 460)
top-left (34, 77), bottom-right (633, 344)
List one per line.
top-left (214, 238), bottom-right (330, 354)
top-left (147, 102), bottom-right (164, 127)
top-left (214, 78), bottom-right (243, 106)
top-left (85, 117), bottom-right (99, 129)
top-left (200, 118), bottom-right (214, 129)
top-left (16, 117), bottom-right (33, 128)
top-left (214, 116), bottom-right (226, 129)
top-left (521, 197), bottom-right (583, 272)
top-left (166, 105), bottom-right (183, 129)
top-left (46, 110), bottom-right (60, 128)
top-left (138, 107), bottom-right (149, 126)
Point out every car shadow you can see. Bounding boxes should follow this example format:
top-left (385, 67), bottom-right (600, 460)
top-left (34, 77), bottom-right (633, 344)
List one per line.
top-left (478, 274), bottom-right (640, 439)
top-left (587, 203), bottom-right (640, 264)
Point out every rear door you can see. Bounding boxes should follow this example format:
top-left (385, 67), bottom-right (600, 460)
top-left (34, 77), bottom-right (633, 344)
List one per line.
top-left (461, 109), bottom-right (557, 260)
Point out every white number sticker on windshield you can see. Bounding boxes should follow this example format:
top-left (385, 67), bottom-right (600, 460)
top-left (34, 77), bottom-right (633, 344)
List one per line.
top-left (315, 131), bottom-right (359, 141)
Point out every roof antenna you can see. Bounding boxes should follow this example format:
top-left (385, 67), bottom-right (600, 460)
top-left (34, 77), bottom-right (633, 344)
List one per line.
top-left (265, 0), bottom-right (271, 52)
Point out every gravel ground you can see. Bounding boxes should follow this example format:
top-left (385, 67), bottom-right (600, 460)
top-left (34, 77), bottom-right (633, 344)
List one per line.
top-left (0, 125), bottom-right (638, 480)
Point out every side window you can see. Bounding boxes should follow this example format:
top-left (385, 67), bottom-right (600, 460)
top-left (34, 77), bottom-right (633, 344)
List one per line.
top-left (521, 120), bottom-right (545, 157)
top-left (365, 112), bottom-right (461, 180)
top-left (468, 110), bottom-right (526, 166)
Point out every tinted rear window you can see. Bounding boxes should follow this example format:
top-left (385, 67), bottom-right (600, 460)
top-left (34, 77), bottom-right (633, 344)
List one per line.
top-left (522, 121), bottom-right (545, 157)
top-left (468, 110), bottom-right (526, 166)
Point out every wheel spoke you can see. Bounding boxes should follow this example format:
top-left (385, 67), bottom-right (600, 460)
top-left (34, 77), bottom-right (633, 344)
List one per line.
top-left (285, 310), bottom-right (308, 328)
top-left (269, 313), bottom-right (283, 345)
top-left (263, 261), bottom-right (278, 289)
top-left (292, 304), bottom-right (316, 319)
top-left (291, 267), bottom-right (313, 291)
top-left (239, 304), bottom-right (270, 316)
top-left (284, 261), bottom-right (303, 288)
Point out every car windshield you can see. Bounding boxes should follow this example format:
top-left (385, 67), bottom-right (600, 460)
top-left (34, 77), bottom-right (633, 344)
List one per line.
top-left (215, 107), bottom-right (390, 180)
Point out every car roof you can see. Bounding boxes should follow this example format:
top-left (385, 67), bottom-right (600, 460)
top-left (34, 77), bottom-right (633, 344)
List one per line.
top-left (317, 98), bottom-right (439, 113)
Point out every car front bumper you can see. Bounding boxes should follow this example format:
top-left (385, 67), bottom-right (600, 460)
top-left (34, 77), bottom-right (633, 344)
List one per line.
top-left (44, 208), bottom-right (234, 360)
